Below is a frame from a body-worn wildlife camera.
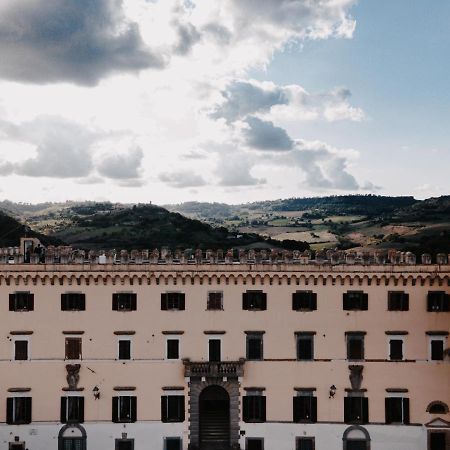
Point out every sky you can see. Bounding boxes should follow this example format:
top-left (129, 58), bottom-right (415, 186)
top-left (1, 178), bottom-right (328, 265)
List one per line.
top-left (0, 0), bottom-right (448, 205)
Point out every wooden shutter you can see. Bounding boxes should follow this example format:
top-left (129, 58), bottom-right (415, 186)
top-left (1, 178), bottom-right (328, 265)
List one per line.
top-left (243, 396), bottom-right (250, 422)
top-left (344, 397), bottom-right (351, 423)
top-left (362, 293), bottom-right (368, 310)
top-left (112, 397), bottom-right (119, 422)
top-left (79, 294), bottom-right (86, 311)
top-left (261, 293), bottom-right (267, 310)
top-left (293, 396), bottom-right (301, 422)
top-left (311, 396), bottom-right (317, 422)
top-left (310, 293), bottom-right (317, 310)
top-left (60, 397), bottom-right (67, 423)
top-left (130, 294), bottom-right (137, 311)
top-left (179, 293), bottom-right (185, 311)
top-left (177, 396), bottom-right (185, 421)
top-left (260, 396), bottom-right (266, 422)
top-left (444, 294), bottom-right (450, 312)
top-left (161, 396), bottom-right (168, 422)
top-left (24, 397), bottom-right (32, 424)
top-left (385, 397), bottom-right (392, 424)
top-left (292, 293), bottom-right (301, 310)
top-left (27, 294), bottom-right (34, 311)
top-left (9, 294), bottom-right (15, 311)
top-left (6, 398), bottom-right (14, 424)
top-left (112, 293), bottom-right (119, 311)
top-left (130, 396), bottom-right (137, 422)
top-left (402, 293), bottom-right (409, 310)
top-left (362, 397), bottom-right (369, 423)
top-left (343, 293), bottom-right (351, 310)
top-left (402, 398), bottom-right (410, 424)
top-left (61, 294), bottom-right (68, 311)
top-left (243, 293), bottom-right (249, 310)
top-left (161, 294), bottom-right (168, 310)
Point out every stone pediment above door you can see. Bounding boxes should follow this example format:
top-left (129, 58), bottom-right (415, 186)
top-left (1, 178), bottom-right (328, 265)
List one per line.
top-left (426, 417), bottom-right (450, 428)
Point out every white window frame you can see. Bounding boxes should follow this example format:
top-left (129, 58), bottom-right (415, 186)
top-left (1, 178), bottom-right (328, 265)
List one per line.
top-left (166, 336), bottom-right (180, 361)
top-left (386, 392), bottom-right (409, 424)
top-left (428, 335), bottom-right (447, 362)
top-left (387, 335), bottom-right (406, 361)
top-left (117, 337), bottom-right (133, 361)
top-left (207, 337), bottom-right (222, 361)
top-left (12, 336), bottom-right (30, 361)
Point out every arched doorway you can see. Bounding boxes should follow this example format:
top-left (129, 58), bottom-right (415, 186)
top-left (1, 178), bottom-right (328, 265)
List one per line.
top-left (199, 385), bottom-right (230, 450)
top-left (343, 426), bottom-right (370, 450)
top-left (58, 424), bottom-right (87, 450)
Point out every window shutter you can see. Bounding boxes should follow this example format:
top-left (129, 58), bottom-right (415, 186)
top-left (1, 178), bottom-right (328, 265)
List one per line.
top-left (80, 294), bottom-right (86, 311)
top-left (444, 294), bottom-right (450, 312)
top-left (293, 396), bottom-right (301, 422)
top-left (311, 293), bottom-right (317, 310)
top-left (390, 340), bottom-right (403, 360)
top-left (24, 397), bottom-right (32, 424)
top-left (292, 293), bottom-right (301, 310)
top-left (403, 398), bottom-right (410, 424)
top-left (9, 294), bottom-right (15, 311)
top-left (178, 396), bottom-right (185, 421)
top-left (243, 397), bottom-right (250, 422)
top-left (28, 294), bottom-right (34, 311)
top-left (112, 294), bottom-right (119, 311)
top-left (61, 294), bottom-right (68, 311)
top-left (311, 396), bottom-right (317, 422)
top-left (388, 293), bottom-right (394, 311)
top-left (362, 397), bottom-right (369, 423)
top-left (261, 293), bottom-right (267, 310)
top-left (385, 397), bottom-right (392, 424)
top-left (161, 294), bottom-right (168, 311)
top-left (362, 293), bottom-right (368, 310)
top-left (161, 396), bottom-right (168, 422)
top-left (78, 397), bottom-right (84, 423)
top-left (131, 294), bottom-right (137, 311)
top-left (60, 397), bottom-right (67, 423)
top-left (344, 397), bottom-right (351, 423)
top-left (112, 397), bottom-right (119, 422)
top-left (260, 396), bottom-right (266, 422)
top-left (130, 396), bottom-right (137, 422)
top-left (179, 293), bottom-right (185, 311)
top-left (243, 293), bottom-right (249, 310)
top-left (6, 398), bottom-right (14, 424)
top-left (343, 293), bottom-right (350, 310)
top-left (402, 293), bottom-right (409, 311)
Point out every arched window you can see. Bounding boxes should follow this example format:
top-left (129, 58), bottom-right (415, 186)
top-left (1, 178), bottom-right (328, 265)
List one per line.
top-left (427, 401), bottom-right (449, 415)
top-left (58, 424), bottom-right (87, 450)
top-left (343, 426), bottom-right (371, 450)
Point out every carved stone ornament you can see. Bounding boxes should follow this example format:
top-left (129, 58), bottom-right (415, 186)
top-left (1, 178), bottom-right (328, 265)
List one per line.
top-left (349, 365), bottom-right (364, 390)
top-left (66, 364), bottom-right (81, 390)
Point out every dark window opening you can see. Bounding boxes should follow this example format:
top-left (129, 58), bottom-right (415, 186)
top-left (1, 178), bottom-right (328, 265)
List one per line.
top-left (9, 444), bottom-right (25, 450)
top-left (296, 437), bottom-right (315, 450)
top-left (347, 334), bottom-right (365, 360)
top-left (118, 340), bottom-right (131, 360)
top-left (65, 338), bottom-right (82, 360)
top-left (389, 339), bottom-right (403, 360)
top-left (246, 438), bottom-right (264, 450)
top-left (9, 292), bottom-right (34, 312)
top-left (207, 292), bottom-right (223, 310)
top-left (161, 293), bottom-right (185, 311)
top-left (243, 395), bottom-right (266, 422)
top-left (430, 432), bottom-right (447, 450)
top-left (343, 291), bottom-right (368, 311)
top-left (112, 396), bottom-right (137, 423)
top-left (431, 340), bottom-right (444, 361)
top-left (14, 340), bottom-right (28, 361)
top-left (344, 396), bottom-right (369, 424)
top-left (292, 291), bottom-right (317, 311)
top-left (346, 441), bottom-right (368, 450)
top-left (428, 402), bottom-right (448, 414)
top-left (60, 396), bottom-right (84, 423)
top-left (167, 339), bottom-right (180, 360)
top-left (115, 439), bottom-right (134, 450)
top-left (296, 334), bottom-right (314, 361)
top-left (209, 339), bottom-right (221, 362)
top-left (243, 291), bottom-right (267, 311)
top-left (6, 397), bottom-right (32, 424)
top-left (246, 334), bottom-right (263, 361)
top-left (388, 291), bottom-right (409, 311)
top-left (161, 395), bottom-right (185, 422)
top-left (61, 293), bottom-right (86, 311)
top-left (165, 438), bottom-right (182, 450)
top-left (112, 293), bottom-right (137, 311)
top-left (293, 395), bottom-right (317, 423)
top-left (427, 291), bottom-right (450, 312)
top-left (385, 397), bottom-right (409, 424)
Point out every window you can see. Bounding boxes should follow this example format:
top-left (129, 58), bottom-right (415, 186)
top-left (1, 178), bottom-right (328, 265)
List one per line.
top-left (166, 339), bottom-right (180, 360)
top-left (293, 391), bottom-right (317, 423)
top-left (65, 338), bottom-right (82, 360)
top-left (385, 397), bottom-right (409, 424)
top-left (346, 333), bottom-right (365, 360)
top-left (246, 438), bottom-right (264, 450)
top-left (60, 396), bottom-right (84, 423)
top-left (161, 293), bottom-right (185, 311)
top-left (118, 339), bottom-right (131, 360)
top-left (429, 432), bottom-right (447, 450)
top-left (292, 291), bottom-right (317, 311)
top-left (6, 397), bottom-right (32, 424)
top-left (243, 390), bottom-right (266, 422)
top-left (112, 293), bottom-right (137, 311)
top-left (344, 396), bottom-right (369, 424)
top-left (14, 340), bottom-right (28, 361)
top-left (296, 437), bottom-right (315, 450)
top-left (243, 291), bottom-right (267, 311)
top-left (161, 395), bottom-right (185, 422)
top-left (112, 396), bottom-right (137, 423)
top-left (61, 293), bottom-right (85, 311)
top-left (9, 292), bottom-right (34, 312)
top-left (115, 439), bottom-right (134, 450)
top-left (246, 333), bottom-right (263, 361)
top-left (207, 291), bottom-right (223, 310)
top-left (388, 338), bottom-right (404, 360)
top-left (427, 291), bottom-right (450, 312)
top-left (9, 443), bottom-right (25, 450)
top-left (296, 333), bottom-right (314, 361)
top-left (427, 401), bottom-right (449, 414)
top-left (343, 291), bottom-right (368, 311)
top-left (209, 339), bottom-right (221, 362)
top-left (388, 291), bottom-right (409, 311)
top-left (164, 438), bottom-right (182, 450)
top-left (430, 339), bottom-right (444, 361)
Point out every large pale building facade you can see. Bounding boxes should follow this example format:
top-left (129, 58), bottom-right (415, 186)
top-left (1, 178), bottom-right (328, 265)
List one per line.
top-left (0, 240), bottom-right (449, 450)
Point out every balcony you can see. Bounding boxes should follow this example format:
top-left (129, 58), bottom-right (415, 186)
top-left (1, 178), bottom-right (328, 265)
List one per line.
top-left (183, 358), bottom-right (245, 378)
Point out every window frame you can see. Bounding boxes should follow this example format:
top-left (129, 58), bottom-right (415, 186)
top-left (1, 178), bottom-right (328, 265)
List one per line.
top-left (343, 291), bottom-right (368, 311)
top-left (427, 291), bottom-right (450, 312)
top-left (296, 437), bottom-right (315, 450)
top-left (344, 395), bottom-right (369, 424)
top-left (385, 395), bottom-right (409, 424)
top-left (6, 396), bottom-right (32, 425)
top-left (428, 335), bottom-right (447, 361)
top-left (13, 338), bottom-right (29, 361)
top-left (245, 437), bottom-right (264, 450)
top-left (60, 395), bottom-right (85, 424)
top-left (61, 292), bottom-right (86, 311)
top-left (296, 333), bottom-right (314, 361)
top-left (208, 338), bottom-right (222, 362)
top-left (117, 338), bottom-right (132, 360)
top-left (112, 395), bottom-right (137, 423)
top-left (387, 335), bottom-right (405, 361)
top-left (161, 393), bottom-right (185, 423)
top-left (112, 292), bottom-right (137, 312)
top-left (243, 390), bottom-right (266, 423)
top-left (293, 390), bottom-right (317, 423)
top-left (242, 290), bottom-right (267, 311)
top-left (9, 292), bottom-right (34, 312)
top-left (387, 291), bottom-right (409, 311)
top-left (292, 291), bottom-right (317, 311)
top-left (166, 338), bottom-right (180, 360)
top-left (346, 333), bottom-right (365, 361)
top-left (161, 292), bottom-right (185, 311)
top-left (246, 333), bottom-right (264, 361)
top-left (115, 438), bottom-right (135, 450)
top-left (65, 337), bottom-right (82, 360)
top-left (164, 437), bottom-right (182, 450)
top-left (207, 291), bottom-right (223, 310)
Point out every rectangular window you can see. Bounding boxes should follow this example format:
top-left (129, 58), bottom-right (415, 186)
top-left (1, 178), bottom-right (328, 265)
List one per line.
top-left (246, 333), bottom-right (263, 361)
top-left (161, 395), bottom-right (185, 422)
top-left (60, 396), bottom-right (84, 423)
top-left (344, 396), bottom-right (369, 424)
top-left (9, 292), bottom-right (34, 312)
top-left (388, 291), bottom-right (409, 311)
top-left (431, 340), bottom-right (444, 361)
top-left (427, 291), bottom-right (450, 312)
top-left (14, 340), bottom-right (28, 361)
top-left (429, 432), bottom-right (447, 450)
top-left (343, 291), bottom-right (368, 311)
top-left (296, 437), bottom-right (315, 450)
top-left (164, 438), bottom-right (182, 450)
top-left (6, 397), bottom-right (32, 424)
top-left (61, 293), bottom-right (86, 311)
top-left (161, 293), bottom-right (185, 311)
top-left (207, 291), bottom-right (223, 310)
top-left (243, 291), bottom-right (267, 311)
top-left (112, 396), bottom-right (137, 423)
top-left (246, 438), bottom-right (264, 450)
top-left (65, 338), bottom-right (82, 360)
top-left (112, 293), bottom-right (137, 311)
top-left (9, 443), bottom-right (25, 450)
top-left (166, 339), bottom-right (180, 360)
top-left (118, 339), bottom-right (131, 360)
top-left (389, 339), bottom-right (404, 360)
top-left (209, 339), bottom-right (221, 362)
top-left (293, 392), bottom-right (317, 423)
top-left (385, 397), bottom-right (409, 424)
top-left (292, 291), bottom-right (317, 311)
top-left (346, 333), bottom-right (365, 360)
top-left (296, 333), bottom-right (314, 361)
top-left (115, 439), bottom-right (134, 450)
top-left (243, 391), bottom-right (266, 422)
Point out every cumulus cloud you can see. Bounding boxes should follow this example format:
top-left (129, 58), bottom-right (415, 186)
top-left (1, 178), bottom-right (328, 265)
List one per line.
top-left (0, 0), bottom-right (165, 86)
top-left (159, 171), bottom-right (207, 188)
top-left (243, 116), bottom-right (294, 151)
top-left (215, 153), bottom-right (265, 187)
top-left (173, 21), bottom-right (201, 55)
top-left (97, 146), bottom-right (144, 180)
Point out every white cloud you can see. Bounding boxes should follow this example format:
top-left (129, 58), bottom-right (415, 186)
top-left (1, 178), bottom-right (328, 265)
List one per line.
top-left (97, 146), bottom-right (144, 180)
top-left (159, 171), bottom-right (207, 188)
